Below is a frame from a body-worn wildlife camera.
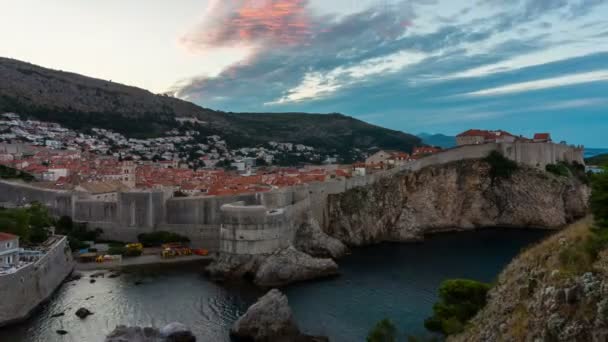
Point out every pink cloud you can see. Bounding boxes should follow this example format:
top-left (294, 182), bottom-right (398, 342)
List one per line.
top-left (180, 0), bottom-right (312, 52)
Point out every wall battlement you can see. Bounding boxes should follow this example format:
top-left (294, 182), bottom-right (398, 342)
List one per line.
top-left (0, 236), bottom-right (74, 327)
top-left (0, 142), bottom-right (584, 256)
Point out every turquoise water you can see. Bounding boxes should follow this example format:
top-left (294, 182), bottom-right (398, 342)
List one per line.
top-left (0, 228), bottom-right (549, 342)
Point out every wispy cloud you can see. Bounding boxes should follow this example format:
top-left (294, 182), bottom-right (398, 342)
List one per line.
top-left (180, 0), bottom-right (312, 52)
top-left (463, 70), bottom-right (608, 97)
top-left (267, 50), bottom-right (429, 104)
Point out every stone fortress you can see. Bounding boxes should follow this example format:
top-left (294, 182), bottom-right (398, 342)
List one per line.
top-left (0, 142), bottom-right (585, 257)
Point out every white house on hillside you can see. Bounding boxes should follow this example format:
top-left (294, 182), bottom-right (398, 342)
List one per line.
top-left (0, 233), bottom-right (20, 268)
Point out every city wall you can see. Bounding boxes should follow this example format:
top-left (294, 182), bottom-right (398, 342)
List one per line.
top-left (0, 236), bottom-right (74, 327)
top-left (0, 142), bottom-right (584, 255)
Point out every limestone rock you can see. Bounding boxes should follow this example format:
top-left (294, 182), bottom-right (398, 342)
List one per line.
top-left (205, 254), bottom-right (263, 281)
top-left (295, 217), bottom-right (347, 259)
top-left (326, 160), bottom-right (589, 246)
top-left (231, 289), bottom-right (327, 342)
top-left (105, 323), bottom-right (195, 342)
top-left (105, 326), bottom-right (162, 342)
top-left (254, 246), bottom-right (338, 287)
top-left (160, 322), bottom-right (195, 342)
top-left (448, 218), bottom-right (608, 342)
top-left (205, 247), bottom-right (338, 287)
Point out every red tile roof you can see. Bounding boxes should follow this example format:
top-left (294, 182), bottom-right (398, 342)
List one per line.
top-left (534, 133), bottom-right (551, 140)
top-left (0, 232), bottom-right (18, 241)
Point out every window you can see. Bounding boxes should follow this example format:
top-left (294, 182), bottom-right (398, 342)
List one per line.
top-left (6, 242), bottom-right (10, 248)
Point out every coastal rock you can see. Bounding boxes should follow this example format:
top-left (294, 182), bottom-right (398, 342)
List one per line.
top-left (105, 323), bottom-right (195, 342)
top-left (295, 217), bottom-right (347, 259)
top-left (205, 247), bottom-right (338, 287)
top-left (254, 246), bottom-right (338, 287)
top-left (75, 307), bottom-right (93, 319)
top-left (105, 326), bottom-right (162, 342)
top-left (231, 289), bottom-right (327, 342)
top-left (160, 322), bottom-right (195, 342)
top-left (205, 254), bottom-right (263, 282)
top-left (326, 160), bottom-right (589, 246)
top-left (449, 217), bottom-right (608, 342)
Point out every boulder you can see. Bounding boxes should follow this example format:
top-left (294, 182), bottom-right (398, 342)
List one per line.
top-left (160, 322), bottom-right (196, 342)
top-left (254, 246), bottom-right (339, 287)
top-left (105, 326), bottom-right (162, 342)
top-left (205, 254), bottom-right (262, 282)
top-left (75, 307), bottom-right (93, 319)
top-left (231, 289), bottom-right (327, 342)
top-left (105, 323), bottom-right (195, 342)
top-left (295, 217), bottom-right (347, 259)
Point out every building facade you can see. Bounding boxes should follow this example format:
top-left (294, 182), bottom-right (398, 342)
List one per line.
top-left (0, 233), bottom-right (19, 268)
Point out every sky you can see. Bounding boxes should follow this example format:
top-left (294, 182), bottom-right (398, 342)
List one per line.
top-left (1, 0), bottom-right (607, 147)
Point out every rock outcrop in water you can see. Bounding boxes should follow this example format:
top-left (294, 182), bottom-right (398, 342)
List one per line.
top-left (449, 217), bottom-right (608, 342)
top-left (326, 160), bottom-right (589, 246)
top-left (105, 322), bottom-right (195, 342)
top-left (295, 217), bottom-right (348, 259)
top-left (206, 246), bottom-right (338, 287)
top-left (231, 289), bottom-right (328, 342)
top-left (254, 246), bottom-right (339, 287)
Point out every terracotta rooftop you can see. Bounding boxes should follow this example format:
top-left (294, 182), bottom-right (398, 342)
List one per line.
top-left (0, 232), bottom-right (18, 241)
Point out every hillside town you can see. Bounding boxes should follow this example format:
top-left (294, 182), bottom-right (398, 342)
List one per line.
top-left (0, 113), bottom-right (565, 198)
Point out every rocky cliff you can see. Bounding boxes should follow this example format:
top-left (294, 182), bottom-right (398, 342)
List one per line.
top-left (449, 217), bottom-right (608, 342)
top-left (326, 159), bottom-right (589, 246)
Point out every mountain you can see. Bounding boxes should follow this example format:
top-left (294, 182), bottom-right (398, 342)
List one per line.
top-left (0, 57), bottom-right (421, 158)
top-left (417, 133), bottom-right (456, 148)
top-left (586, 153), bottom-right (608, 166)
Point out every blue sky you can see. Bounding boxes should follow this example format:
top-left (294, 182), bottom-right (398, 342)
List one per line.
top-left (1, 0), bottom-right (607, 147)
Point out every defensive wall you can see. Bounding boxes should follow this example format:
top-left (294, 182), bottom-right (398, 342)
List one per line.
top-left (0, 142), bottom-right (584, 255)
top-left (0, 236), bottom-right (74, 327)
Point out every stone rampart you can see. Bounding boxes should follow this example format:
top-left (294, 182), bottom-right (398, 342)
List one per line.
top-left (0, 142), bottom-right (584, 253)
top-left (0, 236), bottom-right (74, 327)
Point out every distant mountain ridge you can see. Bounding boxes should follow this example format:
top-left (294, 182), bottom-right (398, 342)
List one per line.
top-left (417, 133), bottom-right (457, 148)
top-left (0, 57), bottom-right (420, 160)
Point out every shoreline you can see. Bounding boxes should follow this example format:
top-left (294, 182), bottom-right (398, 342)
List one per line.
top-left (75, 254), bottom-right (214, 271)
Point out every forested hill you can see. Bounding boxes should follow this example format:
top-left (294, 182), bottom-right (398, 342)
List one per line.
top-left (0, 57), bottom-right (421, 155)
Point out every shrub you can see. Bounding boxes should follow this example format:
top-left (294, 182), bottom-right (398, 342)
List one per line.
top-left (425, 279), bottom-right (491, 335)
top-left (367, 319), bottom-right (397, 342)
top-left (546, 163), bottom-right (570, 177)
top-left (483, 151), bottom-right (518, 181)
top-left (108, 245), bottom-right (127, 256)
top-left (591, 169), bottom-right (608, 227)
top-left (138, 231), bottom-right (190, 247)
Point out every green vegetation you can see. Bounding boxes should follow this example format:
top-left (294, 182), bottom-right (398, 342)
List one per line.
top-left (0, 164), bottom-right (34, 181)
top-left (546, 163), bottom-right (570, 177)
top-left (424, 279), bottom-right (491, 335)
top-left (545, 161), bottom-right (589, 184)
top-left (55, 215), bottom-right (103, 250)
top-left (137, 231), bottom-right (190, 247)
top-left (484, 151), bottom-right (518, 181)
top-left (558, 167), bottom-right (608, 274)
top-left (586, 153), bottom-right (608, 167)
top-left (107, 243), bottom-right (142, 257)
top-left (0, 203), bottom-right (51, 244)
top-left (367, 319), bottom-right (397, 342)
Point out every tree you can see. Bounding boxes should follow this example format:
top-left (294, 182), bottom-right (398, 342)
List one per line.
top-left (483, 151), bottom-right (518, 181)
top-left (367, 319), bottom-right (397, 342)
top-left (425, 279), bottom-right (491, 335)
top-left (591, 168), bottom-right (608, 227)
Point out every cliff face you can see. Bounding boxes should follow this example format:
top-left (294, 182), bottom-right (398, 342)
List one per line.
top-left (326, 160), bottom-right (590, 246)
top-left (450, 217), bottom-right (608, 342)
